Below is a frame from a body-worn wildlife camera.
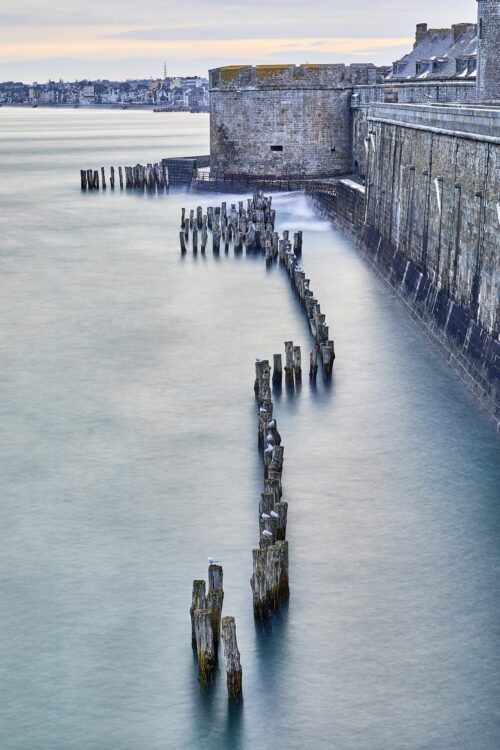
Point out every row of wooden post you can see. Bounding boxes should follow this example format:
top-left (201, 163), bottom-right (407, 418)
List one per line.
top-left (190, 563), bottom-right (242, 700)
top-left (179, 193), bottom-right (277, 255)
top-left (279, 245), bottom-right (335, 377)
top-left (252, 355), bottom-right (290, 622)
top-left (80, 163), bottom-right (169, 192)
top-left (186, 191), bottom-right (336, 700)
top-left (179, 192), bottom-right (333, 379)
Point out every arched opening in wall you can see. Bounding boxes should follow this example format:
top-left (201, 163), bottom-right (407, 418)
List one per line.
top-left (354, 160), bottom-right (359, 174)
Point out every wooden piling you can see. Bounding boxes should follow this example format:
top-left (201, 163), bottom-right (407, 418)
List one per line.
top-left (272, 354), bottom-right (282, 385)
top-left (284, 341), bottom-right (294, 384)
top-left (80, 170), bottom-right (87, 190)
top-left (194, 609), bottom-right (216, 685)
top-left (309, 342), bottom-right (319, 378)
top-left (274, 501), bottom-right (288, 540)
top-left (190, 580), bottom-right (206, 646)
top-left (250, 548), bottom-right (268, 621)
top-left (208, 564), bottom-right (224, 654)
top-left (293, 346), bottom-right (302, 378)
top-left (101, 167), bottom-right (106, 190)
top-left (181, 208), bottom-right (186, 228)
top-left (201, 226), bottom-right (208, 252)
top-left (180, 230), bottom-right (187, 253)
top-left (110, 166), bottom-right (115, 189)
top-left (118, 166), bottom-right (124, 189)
top-left (221, 617), bottom-right (243, 701)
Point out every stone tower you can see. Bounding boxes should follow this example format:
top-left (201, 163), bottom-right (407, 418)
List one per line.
top-left (209, 65), bottom-right (356, 178)
top-left (476, 0), bottom-right (500, 101)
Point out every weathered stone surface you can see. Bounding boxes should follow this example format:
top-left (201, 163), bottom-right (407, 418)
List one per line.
top-left (477, 0), bottom-right (500, 101)
top-left (307, 101), bottom-right (500, 420)
top-left (209, 65), bottom-right (358, 177)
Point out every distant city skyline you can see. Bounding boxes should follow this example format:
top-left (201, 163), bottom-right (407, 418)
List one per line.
top-left (0, 0), bottom-right (475, 82)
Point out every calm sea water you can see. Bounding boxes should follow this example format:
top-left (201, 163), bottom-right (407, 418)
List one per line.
top-left (0, 108), bottom-right (499, 750)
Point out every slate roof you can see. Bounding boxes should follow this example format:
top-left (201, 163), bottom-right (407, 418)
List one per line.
top-left (386, 23), bottom-right (477, 82)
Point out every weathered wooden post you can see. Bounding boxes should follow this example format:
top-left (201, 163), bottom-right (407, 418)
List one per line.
top-left (274, 501), bottom-right (288, 540)
top-left (309, 342), bottom-right (319, 379)
top-left (93, 170), bottom-right (99, 189)
top-left (110, 166), bottom-right (115, 189)
top-left (179, 230), bottom-right (187, 253)
top-left (192, 227), bottom-right (198, 252)
top-left (284, 341), bottom-right (294, 384)
top-left (118, 166), bottom-right (124, 189)
top-left (213, 228), bottom-right (221, 254)
top-left (221, 617), bottom-right (243, 701)
top-left (322, 340), bottom-right (336, 377)
top-left (196, 206), bottom-right (203, 228)
top-left (293, 346), bottom-right (302, 378)
top-left (189, 209), bottom-right (194, 229)
top-left (208, 564), bottom-right (224, 654)
top-left (80, 170), bottom-right (87, 190)
top-left (190, 579), bottom-right (206, 646)
top-left (201, 226), bottom-right (208, 253)
top-left (181, 208), bottom-right (186, 228)
top-left (250, 548), bottom-right (268, 622)
top-left (265, 418), bottom-right (281, 446)
top-left (272, 354), bottom-right (282, 385)
top-left (259, 489), bottom-right (274, 516)
top-left (194, 609), bottom-right (216, 685)
top-left (101, 167), bottom-right (106, 190)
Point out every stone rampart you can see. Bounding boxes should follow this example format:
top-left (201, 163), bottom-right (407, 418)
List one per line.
top-left (308, 103), bottom-right (500, 420)
top-left (351, 82), bottom-right (477, 175)
top-left (209, 65), bottom-right (356, 177)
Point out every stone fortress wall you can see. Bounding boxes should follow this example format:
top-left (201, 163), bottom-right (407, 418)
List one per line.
top-left (209, 64), bottom-right (384, 178)
top-left (208, 0), bottom-right (500, 418)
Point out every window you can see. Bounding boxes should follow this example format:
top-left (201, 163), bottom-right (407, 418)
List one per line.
top-left (270, 145), bottom-right (283, 152)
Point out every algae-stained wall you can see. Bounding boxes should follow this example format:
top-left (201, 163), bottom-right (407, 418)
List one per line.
top-left (366, 103), bottom-right (500, 335)
top-left (209, 65), bottom-right (353, 177)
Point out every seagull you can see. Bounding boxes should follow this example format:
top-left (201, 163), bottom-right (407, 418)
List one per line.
top-left (270, 510), bottom-right (279, 519)
top-left (207, 557), bottom-right (220, 565)
top-left (261, 513), bottom-right (271, 520)
top-left (262, 530), bottom-right (273, 538)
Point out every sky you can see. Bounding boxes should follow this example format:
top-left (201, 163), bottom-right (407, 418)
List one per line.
top-left (0, 0), bottom-right (476, 82)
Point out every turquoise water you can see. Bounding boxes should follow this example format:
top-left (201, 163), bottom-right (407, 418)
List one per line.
top-left (0, 108), bottom-right (499, 750)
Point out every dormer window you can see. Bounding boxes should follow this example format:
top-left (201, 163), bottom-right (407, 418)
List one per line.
top-left (416, 61), bottom-right (431, 76)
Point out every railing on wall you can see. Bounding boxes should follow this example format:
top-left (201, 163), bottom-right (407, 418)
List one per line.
top-left (191, 169), bottom-right (343, 192)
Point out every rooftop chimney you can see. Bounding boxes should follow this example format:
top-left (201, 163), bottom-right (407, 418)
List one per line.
top-left (415, 23), bottom-right (428, 47)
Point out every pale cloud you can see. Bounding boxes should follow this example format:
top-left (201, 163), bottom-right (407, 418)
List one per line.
top-left (0, 0), bottom-right (476, 81)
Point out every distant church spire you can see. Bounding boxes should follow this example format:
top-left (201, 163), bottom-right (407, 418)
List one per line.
top-left (163, 61), bottom-right (168, 80)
